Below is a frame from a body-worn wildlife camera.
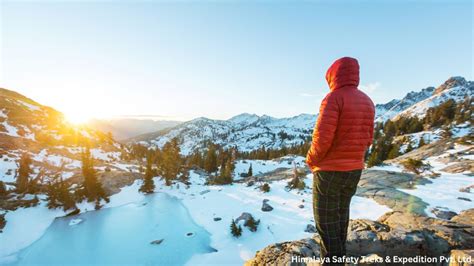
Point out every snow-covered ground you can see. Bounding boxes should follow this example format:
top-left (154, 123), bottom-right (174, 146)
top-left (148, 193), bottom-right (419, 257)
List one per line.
top-left (233, 155), bottom-right (306, 179)
top-left (0, 155), bottom-right (18, 183)
top-left (157, 172), bottom-right (390, 265)
top-left (2, 144), bottom-right (472, 265)
top-left (378, 143), bottom-right (473, 217)
top-left (0, 158), bottom-right (389, 265)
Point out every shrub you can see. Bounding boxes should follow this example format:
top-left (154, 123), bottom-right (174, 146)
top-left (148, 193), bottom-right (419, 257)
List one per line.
top-left (244, 215), bottom-right (260, 232)
top-left (230, 219), bottom-right (242, 238)
top-left (261, 183), bottom-right (270, 193)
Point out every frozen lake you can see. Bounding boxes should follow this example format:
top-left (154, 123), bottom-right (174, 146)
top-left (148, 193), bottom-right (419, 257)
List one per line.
top-left (8, 193), bottom-right (215, 265)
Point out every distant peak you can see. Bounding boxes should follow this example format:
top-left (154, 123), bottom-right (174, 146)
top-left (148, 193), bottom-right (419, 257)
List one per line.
top-left (435, 76), bottom-right (467, 94)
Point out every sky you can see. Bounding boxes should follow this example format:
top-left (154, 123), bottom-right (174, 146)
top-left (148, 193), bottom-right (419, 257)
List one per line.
top-left (0, 0), bottom-right (472, 122)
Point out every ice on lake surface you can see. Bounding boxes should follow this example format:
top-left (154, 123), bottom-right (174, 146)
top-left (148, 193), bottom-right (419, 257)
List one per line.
top-left (9, 193), bottom-right (215, 265)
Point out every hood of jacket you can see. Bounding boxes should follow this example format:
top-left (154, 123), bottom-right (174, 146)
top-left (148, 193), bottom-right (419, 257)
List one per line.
top-left (325, 57), bottom-right (360, 91)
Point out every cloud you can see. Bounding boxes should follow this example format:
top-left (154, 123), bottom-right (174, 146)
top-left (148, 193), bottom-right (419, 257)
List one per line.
top-left (299, 92), bottom-right (317, 97)
top-left (359, 82), bottom-right (381, 93)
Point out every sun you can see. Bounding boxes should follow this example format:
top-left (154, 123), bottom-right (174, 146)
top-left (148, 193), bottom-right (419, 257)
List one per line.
top-left (64, 111), bottom-right (93, 125)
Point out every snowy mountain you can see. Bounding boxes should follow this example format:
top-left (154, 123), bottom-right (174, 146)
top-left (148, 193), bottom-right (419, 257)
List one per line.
top-left (131, 113), bottom-right (316, 155)
top-left (393, 77), bottom-right (473, 120)
top-left (376, 76), bottom-right (473, 122)
top-left (132, 76), bottom-right (472, 155)
top-left (375, 86), bottom-right (435, 122)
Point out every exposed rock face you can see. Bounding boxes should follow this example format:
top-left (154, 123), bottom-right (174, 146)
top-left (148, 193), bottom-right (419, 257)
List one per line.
top-left (432, 208), bottom-right (458, 220)
top-left (304, 224), bottom-right (316, 233)
top-left (451, 209), bottom-right (474, 226)
top-left (357, 170), bottom-right (430, 215)
top-left (261, 200), bottom-right (274, 212)
top-left (245, 237), bottom-right (321, 266)
top-left (448, 250), bottom-right (474, 266)
top-left (246, 210), bottom-right (474, 266)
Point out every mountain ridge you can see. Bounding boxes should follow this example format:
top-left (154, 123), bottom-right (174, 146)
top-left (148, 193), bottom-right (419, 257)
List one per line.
top-left (132, 76), bottom-right (472, 155)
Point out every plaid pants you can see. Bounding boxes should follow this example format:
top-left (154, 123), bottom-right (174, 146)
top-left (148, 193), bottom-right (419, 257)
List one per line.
top-left (313, 169), bottom-right (362, 264)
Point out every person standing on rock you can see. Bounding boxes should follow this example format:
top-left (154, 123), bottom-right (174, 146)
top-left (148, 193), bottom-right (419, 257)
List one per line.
top-left (306, 57), bottom-right (375, 264)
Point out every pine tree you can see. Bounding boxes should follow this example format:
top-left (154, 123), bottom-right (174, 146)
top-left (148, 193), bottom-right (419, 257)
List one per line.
top-left (367, 151), bottom-right (381, 167)
top-left (230, 219), bottom-right (242, 237)
top-left (244, 215), bottom-right (260, 232)
top-left (204, 144), bottom-right (218, 173)
top-left (387, 144), bottom-right (400, 159)
top-left (16, 153), bottom-right (32, 193)
top-left (80, 146), bottom-right (109, 203)
top-left (139, 152), bottom-right (155, 194)
top-left (46, 181), bottom-right (58, 209)
top-left (160, 138), bottom-right (182, 186)
top-left (47, 174), bottom-right (76, 211)
top-left (405, 143), bottom-right (414, 153)
top-left (247, 164), bottom-right (253, 177)
top-left (418, 137), bottom-right (426, 148)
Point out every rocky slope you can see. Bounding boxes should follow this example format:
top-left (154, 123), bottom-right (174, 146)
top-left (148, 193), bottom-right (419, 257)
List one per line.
top-left (0, 88), bottom-right (139, 195)
top-left (246, 209), bottom-right (474, 265)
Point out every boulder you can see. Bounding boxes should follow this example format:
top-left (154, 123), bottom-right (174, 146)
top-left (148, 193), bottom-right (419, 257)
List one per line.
top-left (213, 217), bottom-right (222, 222)
top-left (236, 212), bottom-right (253, 224)
top-left (261, 200), bottom-right (274, 212)
top-left (304, 224), bottom-right (316, 233)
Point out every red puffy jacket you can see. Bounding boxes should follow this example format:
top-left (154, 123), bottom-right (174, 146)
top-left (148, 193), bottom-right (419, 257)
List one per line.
top-left (306, 57), bottom-right (375, 172)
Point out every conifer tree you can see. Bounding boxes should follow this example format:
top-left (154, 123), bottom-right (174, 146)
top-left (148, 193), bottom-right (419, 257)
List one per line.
top-left (160, 138), bottom-right (182, 186)
top-left (418, 137), bottom-right (426, 148)
top-left (387, 144), bottom-right (400, 159)
top-left (47, 173), bottom-right (77, 211)
top-left (230, 219), bottom-right (242, 237)
top-left (405, 143), bottom-right (414, 153)
top-left (204, 144), bottom-right (218, 173)
top-left (247, 164), bottom-right (253, 177)
top-left (139, 152), bottom-right (155, 194)
top-left (16, 153), bottom-right (32, 193)
top-left (80, 146), bottom-right (109, 203)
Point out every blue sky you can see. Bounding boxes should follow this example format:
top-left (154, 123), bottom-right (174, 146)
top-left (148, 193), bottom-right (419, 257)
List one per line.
top-left (0, 0), bottom-right (472, 121)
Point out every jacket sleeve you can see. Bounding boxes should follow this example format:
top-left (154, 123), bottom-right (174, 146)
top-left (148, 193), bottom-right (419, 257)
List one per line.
top-left (306, 93), bottom-right (340, 171)
top-left (367, 119), bottom-right (374, 147)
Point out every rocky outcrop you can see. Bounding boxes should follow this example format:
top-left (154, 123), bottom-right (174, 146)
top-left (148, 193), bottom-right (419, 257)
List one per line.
top-left (246, 210), bottom-right (474, 266)
top-left (357, 170), bottom-right (430, 215)
top-left (448, 250), bottom-right (474, 266)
